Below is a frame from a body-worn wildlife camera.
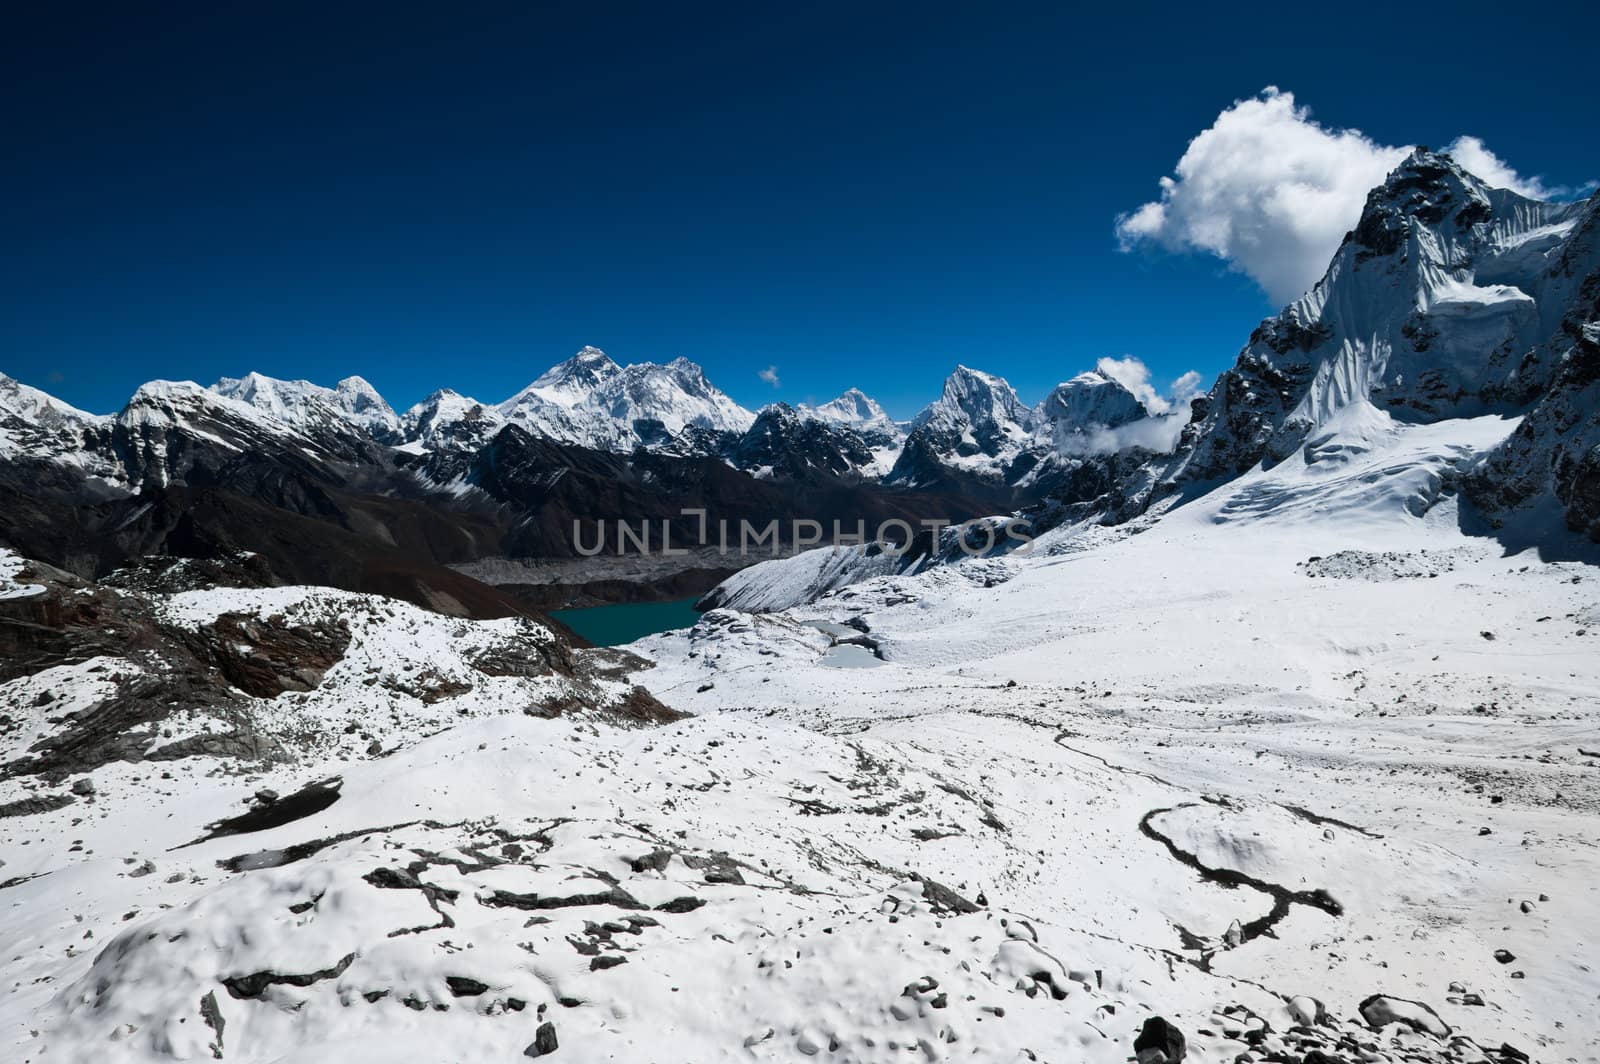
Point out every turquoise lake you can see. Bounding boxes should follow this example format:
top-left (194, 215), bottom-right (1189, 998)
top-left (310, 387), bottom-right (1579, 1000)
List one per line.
top-left (549, 597), bottom-right (704, 647)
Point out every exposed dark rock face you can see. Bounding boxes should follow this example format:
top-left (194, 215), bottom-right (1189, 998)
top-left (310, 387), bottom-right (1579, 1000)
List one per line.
top-left (1358, 994), bottom-right (1450, 1037)
top-left (0, 564), bottom-right (276, 782)
top-left (1465, 196), bottom-right (1600, 541)
top-left (221, 952), bottom-right (356, 1000)
top-left (1134, 1016), bottom-right (1187, 1064)
top-left (174, 612), bottom-right (351, 698)
top-left (0, 792), bottom-right (76, 818)
top-left (728, 403), bottom-right (879, 481)
top-left (0, 555), bottom-right (645, 784)
top-left (525, 1021), bottom-right (559, 1057)
top-left (199, 989), bottom-right (225, 1058)
top-left (454, 424), bottom-right (993, 561)
top-left (187, 777), bottom-right (344, 844)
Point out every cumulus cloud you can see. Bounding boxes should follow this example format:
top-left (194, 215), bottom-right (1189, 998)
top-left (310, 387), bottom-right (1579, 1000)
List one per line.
top-left (1115, 88), bottom-right (1407, 305)
top-left (757, 365), bottom-right (781, 388)
top-left (1169, 369), bottom-right (1204, 406)
top-left (1440, 136), bottom-right (1567, 200)
top-left (1056, 414), bottom-right (1188, 458)
top-left (1115, 88), bottom-right (1572, 305)
top-left (1095, 355), bottom-right (1199, 416)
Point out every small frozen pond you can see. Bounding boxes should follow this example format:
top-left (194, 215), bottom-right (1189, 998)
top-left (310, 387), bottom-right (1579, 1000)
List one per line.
top-left (820, 643), bottom-right (883, 669)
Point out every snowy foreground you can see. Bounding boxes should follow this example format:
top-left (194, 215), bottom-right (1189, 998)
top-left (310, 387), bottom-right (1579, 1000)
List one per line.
top-left (2, 411), bottom-right (1598, 1063)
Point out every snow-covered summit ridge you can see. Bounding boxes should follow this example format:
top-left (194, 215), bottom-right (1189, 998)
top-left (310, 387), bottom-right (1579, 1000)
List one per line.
top-left (802, 387), bottom-right (905, 439)
top-left (494, 347), bottom-right (755, 450)
top-left (0, 371), bottom-right (110, 467)
top-left (211, 371), bottom-right (401, 440)
top-left (1040, 369), bottom-right (1149, 433)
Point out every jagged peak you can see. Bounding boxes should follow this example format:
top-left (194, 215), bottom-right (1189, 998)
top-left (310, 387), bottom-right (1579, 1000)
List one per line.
top-left (1343, 150), bottom-right (1500, 259)
top-left (661, 356), bottom-right (711, 385)
top-left (1059, 368), bottom-right (1120, 388)
top-left (131, 379), bottom-right (210, 402)
top-left (938, 365), bottom-right (1025, 407)
top-left (335, 374), bottom-right (382, 394)
top-left (415, 387), bottom-right (469, 405)
top-left (752, 401), bottom-right (800, 421)
top-left (809, 387), bottom-right (893, 424)
top-left (523, 348), bottom-right (622, 394)
top-left (0, 371), bottom-right (103, 423)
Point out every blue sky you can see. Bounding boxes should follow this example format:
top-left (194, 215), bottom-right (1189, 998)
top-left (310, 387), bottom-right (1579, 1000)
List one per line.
top-left (4, 1), bottom-right (1598, 419)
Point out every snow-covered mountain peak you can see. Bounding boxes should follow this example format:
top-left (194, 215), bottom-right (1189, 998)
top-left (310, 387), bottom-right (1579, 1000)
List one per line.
top-left (918, 365), bottom-right (1034, 433)
top-left (520, 346), bottom-right (623, 400)
top-left (211, 372), bottom-right (401, 440)
top-left (810, 387), bottom-right (891, 424)
top-left (401, 387), bottom-right (507, 452)
top-left (485, 350), bottom-right (752, 453)
top-left (126, 379), bottom-right (264, 426)
top-left (333, 374), bottom-right (393, 414)
top-left (0, 371), bottom-right (112, 470)
top-left (886, 366), bottom-right (1038, 489)
top-left (801, 387), bottom-right (904, 448)
top-left (1038, 369), bottom-right (1149, 431)
top-left (608, 357), bottom-right (754, 434)
top-left (1148, 147), bottom-right (1593, 518)
top-left (818, 386), bottom-right (879, 417)
top-left (0, 371), bottom-right (103, 428)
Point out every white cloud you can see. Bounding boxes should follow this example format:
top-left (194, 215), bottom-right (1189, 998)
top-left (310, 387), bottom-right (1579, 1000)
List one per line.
top-left (1054, 356), bottom-right (1206, 456)
top-left (1056, 413), bottom-right (1189, 457)
top-left (1440, 136), bottom-right (1564, 199)
top-left (1169, 370), bottom-right (1204, 406)
top-left (1115, 88), bottom-right (1571, 306)
top-left (757, 365), bottom-right (781, 388)
top-left (1095, 355), bottom-right (1184, 415)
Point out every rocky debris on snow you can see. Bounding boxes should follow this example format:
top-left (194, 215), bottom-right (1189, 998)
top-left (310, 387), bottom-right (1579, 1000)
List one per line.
top-left (0, 560), bottom-right (676, 789)
top-left (1299, 549), bottom-right (1462, 581)
top-left (1359, 994), bottom-right (1451, 1037)
top-left (1135, 1016), bottom-right (1187, 1064)
top-left (524, 1021), bottom-right (559, 1057)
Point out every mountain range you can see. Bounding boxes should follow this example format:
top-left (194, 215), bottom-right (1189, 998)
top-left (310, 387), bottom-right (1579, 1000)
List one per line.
top-left (0, 329), bottom-right (1176, 612)
top-left (2, 343), bottom-right (1173, 494)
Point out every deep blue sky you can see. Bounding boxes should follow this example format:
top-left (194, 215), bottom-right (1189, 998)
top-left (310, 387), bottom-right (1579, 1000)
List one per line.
top-left (5, 1), bottom-right (1598, 419)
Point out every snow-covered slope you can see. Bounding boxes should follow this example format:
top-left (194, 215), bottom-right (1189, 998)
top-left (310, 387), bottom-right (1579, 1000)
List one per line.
top-left (628, 408), bottom-right (1599, 1062)
top-left (9, 410), bottom-right (1592, 1060)
top-left (695, 540), bottom-right (928, 612)
top-left (5, 151), bottom-right (1600, 1062)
